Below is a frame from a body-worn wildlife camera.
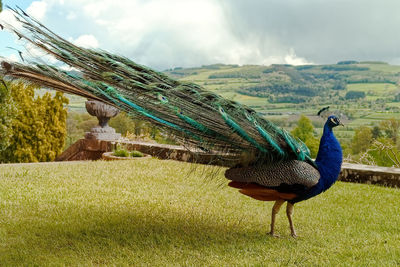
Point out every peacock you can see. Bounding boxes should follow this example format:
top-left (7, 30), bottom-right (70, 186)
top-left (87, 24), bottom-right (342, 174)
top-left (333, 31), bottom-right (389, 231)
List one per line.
top-left (0, 8), bottom-right (343, 237)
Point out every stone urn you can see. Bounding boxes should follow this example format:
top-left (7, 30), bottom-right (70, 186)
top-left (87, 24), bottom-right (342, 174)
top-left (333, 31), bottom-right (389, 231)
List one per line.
top-left (84, 100), bottom-right (122, 140)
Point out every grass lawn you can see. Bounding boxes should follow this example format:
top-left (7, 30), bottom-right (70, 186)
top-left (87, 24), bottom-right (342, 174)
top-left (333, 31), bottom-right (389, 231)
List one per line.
top-left (0, 160), bottom-right (399, 266)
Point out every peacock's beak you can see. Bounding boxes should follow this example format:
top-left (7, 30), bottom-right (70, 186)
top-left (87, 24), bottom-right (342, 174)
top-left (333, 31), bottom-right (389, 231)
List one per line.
top-left (339, 122), bottom-right (344, 127)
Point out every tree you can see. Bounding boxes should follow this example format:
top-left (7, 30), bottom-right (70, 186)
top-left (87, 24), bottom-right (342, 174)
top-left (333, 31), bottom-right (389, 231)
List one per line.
top-left (291, 115), bottom-right (319, 158)
top-left (0, 80), bottom-right (16, 150)
top-left (345, 91), bottom-right (365, 100)
top-left (371, 125), bottom-right (382, 139)
top-left (0, 82), bottom-right (68, 163)
top-left (379, 118), bottom-right (400, 145)
top-left (109, 112), bottom-right (136, 135)
top-left (367, 138), bottom-right (400, 167)
top-left (351, 126), bottom-right (373, 154)
top-left (333, 80), bottom-right (346, 90)
top-left (0, 0), bottom-right (2, 12)
top-left (65, 111), bottom-right (97, 148)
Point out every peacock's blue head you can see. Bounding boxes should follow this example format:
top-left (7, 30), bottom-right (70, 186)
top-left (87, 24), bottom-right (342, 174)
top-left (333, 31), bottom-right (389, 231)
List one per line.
top-left (326, 115), bottom-right (343, 128)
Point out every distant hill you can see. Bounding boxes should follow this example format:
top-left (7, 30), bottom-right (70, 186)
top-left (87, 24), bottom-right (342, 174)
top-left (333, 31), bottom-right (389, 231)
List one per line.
top-left (59, 61), bottom-right (400, 141)
top-left (163, 62), bottom-right (400, 141)
top-left (164, 61), bottom-right (400, 105)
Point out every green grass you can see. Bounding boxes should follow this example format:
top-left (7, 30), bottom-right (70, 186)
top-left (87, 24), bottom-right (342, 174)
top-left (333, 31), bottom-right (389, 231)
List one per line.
top-left (0, 160), bottom-right (399, 266)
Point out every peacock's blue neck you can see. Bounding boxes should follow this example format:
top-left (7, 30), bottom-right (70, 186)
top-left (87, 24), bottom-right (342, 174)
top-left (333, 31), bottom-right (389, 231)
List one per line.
top-left (291, 122), bottom-right (343, 203)
top-left (315, 123), bottom-right (343, 185)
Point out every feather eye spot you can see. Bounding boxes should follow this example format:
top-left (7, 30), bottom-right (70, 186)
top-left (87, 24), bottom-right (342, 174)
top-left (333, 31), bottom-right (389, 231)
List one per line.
top-left (218, 106), bottom-right (225, 114)
top-left (157, 93), bottom-right (168, 103)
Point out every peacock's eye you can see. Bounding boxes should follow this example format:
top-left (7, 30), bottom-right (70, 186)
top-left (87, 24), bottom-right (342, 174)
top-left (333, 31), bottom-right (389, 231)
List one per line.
top-left (157, 93), bottom-right (168, 103)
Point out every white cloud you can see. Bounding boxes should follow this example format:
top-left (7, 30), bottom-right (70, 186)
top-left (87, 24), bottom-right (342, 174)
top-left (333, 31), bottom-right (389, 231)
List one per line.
top-left (68, 0), bottom-right (280, 68)
top-left (27, 1), bottom-right (48, 20)
top-left (5, 54), bottom-right (20, 63)
top-left (73, 34), bottom-right (99, 48)
top-left (284, 49), bottom-right (313, 65)
top-left (4, 0), bottom-right (400, 68)
top-left (7, 0), bottom-right (313, 69)
top-left (25, 42), bottom-right (59, 64)
top-left (0, 9), bottom-right (23, 29)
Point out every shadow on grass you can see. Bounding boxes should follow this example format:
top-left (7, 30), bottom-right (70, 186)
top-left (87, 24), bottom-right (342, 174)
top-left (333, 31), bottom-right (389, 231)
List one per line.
top-left (3, 203), bottom-right (276, 263)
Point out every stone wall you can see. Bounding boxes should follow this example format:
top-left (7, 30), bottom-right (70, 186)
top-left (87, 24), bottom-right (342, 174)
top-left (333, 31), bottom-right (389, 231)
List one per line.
top-left (57, 139), bottom-right (235, 166)
top-left (56, 139), bottom-right (113, 161)
top-left (340, 163), bottom-right (400, 188)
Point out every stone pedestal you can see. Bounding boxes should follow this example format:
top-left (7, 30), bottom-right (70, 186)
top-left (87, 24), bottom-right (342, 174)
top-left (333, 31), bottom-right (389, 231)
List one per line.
top-left (85, 126), bottom-right (121, 140)
top-left (84, 100), bottom-right (121, 141)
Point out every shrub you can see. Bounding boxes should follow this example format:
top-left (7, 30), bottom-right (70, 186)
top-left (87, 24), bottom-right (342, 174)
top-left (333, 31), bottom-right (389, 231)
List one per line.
top-left (130, 150), bottom-right (144, 157)
top-left (0, 82), bottom-right (68, 163)
top-left (113, 149), bottom-right (129, 157)
top-left (0, 80), bottom-right (15, 151)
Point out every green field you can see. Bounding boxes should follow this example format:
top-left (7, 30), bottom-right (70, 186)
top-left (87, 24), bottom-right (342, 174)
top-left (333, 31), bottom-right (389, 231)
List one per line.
top-left (165, 63), bottom-right (400, 141)
top-left (0, 160), bottom-right (399, 265)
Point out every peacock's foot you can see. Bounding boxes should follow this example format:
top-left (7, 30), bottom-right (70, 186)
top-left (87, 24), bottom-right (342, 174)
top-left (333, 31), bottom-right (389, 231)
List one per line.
top-left (268, 231), bottom-right (280, 238)
top-left (291, 232), bottom-right (298, 238)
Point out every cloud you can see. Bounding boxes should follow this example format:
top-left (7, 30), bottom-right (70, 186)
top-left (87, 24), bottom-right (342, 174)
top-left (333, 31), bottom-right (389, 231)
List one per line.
top-left (32, 0), bottom-right (248, 69)
top-left (26, 1), bottom-right (48, 20)
top-left (5, 0), bottom-right (400, 69)
top-left (4, 54), bottom-right (19, 63)
top-left (0, 9), bottom-right (23, 29)
top-left (222, 0), bottom-right (400, 65)
top-left (73, 34), bottom-right (99, 48)
top-left (285, 49), bottom-right (312, 65)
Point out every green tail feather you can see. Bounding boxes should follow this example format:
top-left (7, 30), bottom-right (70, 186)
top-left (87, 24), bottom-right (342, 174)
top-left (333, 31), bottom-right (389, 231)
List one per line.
top-left (0, 7), bottom-right (314, 167)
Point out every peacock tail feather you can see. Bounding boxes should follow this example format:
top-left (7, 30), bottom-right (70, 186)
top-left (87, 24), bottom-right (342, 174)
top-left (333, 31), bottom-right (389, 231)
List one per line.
top-left (0, 7), bottom-right (314, 167)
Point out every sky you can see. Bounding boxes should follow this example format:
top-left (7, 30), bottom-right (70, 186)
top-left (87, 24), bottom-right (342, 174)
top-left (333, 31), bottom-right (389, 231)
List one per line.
top-left (1, 0), bottom-right (400, 70)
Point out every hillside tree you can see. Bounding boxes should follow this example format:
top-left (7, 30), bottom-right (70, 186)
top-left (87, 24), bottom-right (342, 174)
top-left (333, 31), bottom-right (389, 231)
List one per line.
top-left (291, 115), bottom-right (319, 158)
top-left (351, 126), bottom-right (373, 154)
top-left (379, 118), bottom-right (400, 145)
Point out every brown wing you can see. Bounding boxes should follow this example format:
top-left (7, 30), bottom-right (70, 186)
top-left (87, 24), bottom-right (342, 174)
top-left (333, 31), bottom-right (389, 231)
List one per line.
top-left (228, 181), bottom-right (297, 201)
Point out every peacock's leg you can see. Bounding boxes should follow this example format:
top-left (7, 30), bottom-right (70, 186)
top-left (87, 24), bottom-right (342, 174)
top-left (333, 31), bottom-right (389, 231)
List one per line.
top-left (269, 199), bottom-right (285, 237)
top-left (286, 202), bottom-right (297, 238)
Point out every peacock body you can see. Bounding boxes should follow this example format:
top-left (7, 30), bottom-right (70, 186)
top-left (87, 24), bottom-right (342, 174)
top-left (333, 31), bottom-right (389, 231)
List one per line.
top-left (0, 8), bottom-right (343, 237)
